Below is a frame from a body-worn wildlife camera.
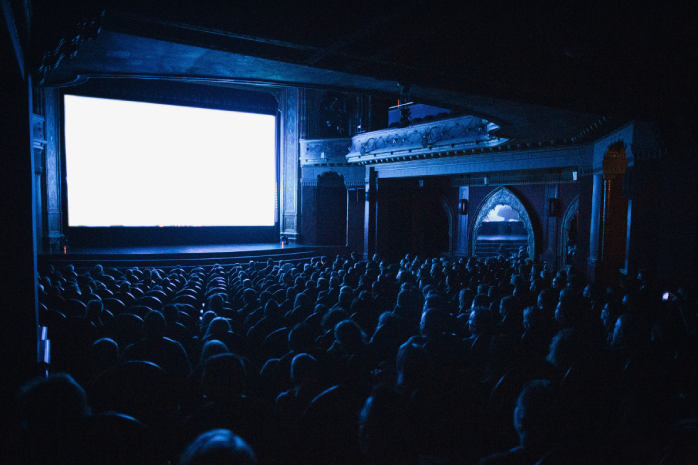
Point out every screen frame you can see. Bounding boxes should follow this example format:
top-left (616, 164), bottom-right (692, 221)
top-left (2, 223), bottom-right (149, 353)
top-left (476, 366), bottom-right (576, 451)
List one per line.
top-left (59, 79), bottom-right (281, 248)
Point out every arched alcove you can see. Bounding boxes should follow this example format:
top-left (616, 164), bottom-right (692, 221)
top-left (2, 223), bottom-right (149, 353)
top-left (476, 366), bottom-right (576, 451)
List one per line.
top-left (470, 187), bottom-right (536, 259)
top-left (560, 196), bottom-right (579, 267)
top-left (315, 171), bottom-right (347, 245)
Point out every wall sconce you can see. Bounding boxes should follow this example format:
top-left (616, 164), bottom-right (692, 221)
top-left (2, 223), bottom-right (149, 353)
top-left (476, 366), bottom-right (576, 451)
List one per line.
top-left (572, 170), bottom-right (578, 181)
top-left (459, 199), bottom-right (468, 215)
top-left (483, 175), bottom-right (488, 185)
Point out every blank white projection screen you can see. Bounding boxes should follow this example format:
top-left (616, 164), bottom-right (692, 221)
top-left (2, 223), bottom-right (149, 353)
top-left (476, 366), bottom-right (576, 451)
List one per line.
top-left (64, 95), bottom-right (276, 227)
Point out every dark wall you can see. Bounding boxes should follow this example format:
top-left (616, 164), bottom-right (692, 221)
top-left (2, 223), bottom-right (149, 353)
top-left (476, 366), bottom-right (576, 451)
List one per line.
top-left (657, 154), bottom-right (698, 281)
top-left (377, 177), bottom-right (454, 261)
top-left (1, 16), bottom-right (40, 448)
top-left (347, 188), bottom-right (365, 254)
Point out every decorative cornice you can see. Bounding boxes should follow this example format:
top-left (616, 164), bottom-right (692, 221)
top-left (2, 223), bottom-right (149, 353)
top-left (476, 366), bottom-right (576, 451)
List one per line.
top-left (632, 148), bottom-right (667, 162)
top-left (602, 141), bottom-right (627, 178)
top-left (346, 115), bottom-right (506, 164)
top-left (450, 169), bottom-right (577, 187)
top-left (299, 138), bottom-right (353, 167)
top-left (35, 10), bottom-right (104, 85)
top-left (571, 116), bottom-right (613, 143)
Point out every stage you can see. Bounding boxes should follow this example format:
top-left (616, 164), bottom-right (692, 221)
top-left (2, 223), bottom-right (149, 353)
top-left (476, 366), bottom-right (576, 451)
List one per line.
top-left (38, 243), bottom-right (350, 272)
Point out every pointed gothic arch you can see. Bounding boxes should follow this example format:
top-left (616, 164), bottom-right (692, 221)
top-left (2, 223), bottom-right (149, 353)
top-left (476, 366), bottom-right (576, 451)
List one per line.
top-left (560, 195), bottom-right (579, 267)
top-left (470, 187), bottom-right (536, 258)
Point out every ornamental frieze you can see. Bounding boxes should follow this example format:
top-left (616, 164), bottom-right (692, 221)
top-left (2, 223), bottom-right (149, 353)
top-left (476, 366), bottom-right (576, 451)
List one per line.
top-left (346, 115), bottom-right (506, 164)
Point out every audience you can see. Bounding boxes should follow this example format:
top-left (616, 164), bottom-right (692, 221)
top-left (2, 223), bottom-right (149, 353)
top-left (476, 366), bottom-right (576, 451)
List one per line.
top-left (15, 254), bottom-right (698, 464)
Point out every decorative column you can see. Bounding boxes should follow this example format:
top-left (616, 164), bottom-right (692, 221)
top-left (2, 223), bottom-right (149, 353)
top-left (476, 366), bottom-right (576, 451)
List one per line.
top-left (542, 170), bottom-right (561, 270)
top-left (588, 142), bottom-right (628, 285)
top-left (587, 173), bottom-right (604, 284)
top-left (363, 167), bottom-right (377, 260)
top-left (32, 113), bottom-right (45, 253)
top-left (280, 88), bottom-right (300, 241)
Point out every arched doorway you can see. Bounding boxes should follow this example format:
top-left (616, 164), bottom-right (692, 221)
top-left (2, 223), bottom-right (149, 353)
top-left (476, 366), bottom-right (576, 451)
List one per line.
top-left (560, 196), bottom-right (579, 267)
top-left (470, 187), bottom-right (536, 259)
top-left (315, 171), bottom-right (347, 245)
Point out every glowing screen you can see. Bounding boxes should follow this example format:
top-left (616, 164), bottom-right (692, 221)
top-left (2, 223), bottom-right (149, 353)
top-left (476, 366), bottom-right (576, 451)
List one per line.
top-left (64, 95), bottom-right (276, 227)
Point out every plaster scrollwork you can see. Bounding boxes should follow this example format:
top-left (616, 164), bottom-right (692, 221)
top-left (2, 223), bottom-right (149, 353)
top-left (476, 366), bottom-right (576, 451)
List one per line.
top-left (347, 115), bottom-right (503, 163)
top-left (470, 187), bottom-right (536, 258)
top-left (300, 138), bottom-right (352, 166)
top-left (35, 10), bottom-right (105, 84)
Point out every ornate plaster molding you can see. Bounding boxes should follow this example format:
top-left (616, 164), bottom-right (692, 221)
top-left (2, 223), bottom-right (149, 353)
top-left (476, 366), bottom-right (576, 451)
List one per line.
top-left (300, 138), bottom-right (353, 167)
top-left (35, 10), bottom-right (104, 85)
top-left (346, 115), bottom-right (506, 164)
top-left (602, 141), bottom-right (628, 178)
top-left (470, 186), bottom-right (536, 258)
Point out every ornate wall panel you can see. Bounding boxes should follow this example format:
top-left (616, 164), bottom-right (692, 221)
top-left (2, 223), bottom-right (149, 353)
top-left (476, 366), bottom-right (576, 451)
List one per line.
top-left (42, 87), bottom-right (62, 252)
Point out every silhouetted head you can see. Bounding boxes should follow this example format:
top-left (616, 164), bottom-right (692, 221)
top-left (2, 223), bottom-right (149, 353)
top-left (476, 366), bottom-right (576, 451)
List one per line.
top-left (513, 380), bottom-right (558, 448)
top-left (334, 319), bottom-right (366, 354)
top-left (294, 292), bottom-right (311, 309)
top-left (89, 338), bottom-right (119, 378)
top-left (144, 311), bottom-right (167, 340)
top-left (420, 308), bottom-right (448, 339)
top-left (547, 328), bottom-right (592, 373)
top-left (85, 299), bottom-right (104, 321)
top-left (200, 311), bottom-right (217, 333)
top-left (471, 293), bottom-right (490, 309)
top-left (396, 340), bottom-right (431, 389)
top-left (359, 385), bottom-right (414, 464)
top-left (601, 300), bottom-right (622, 329)
top-left (499, 295), bottom-right (517, 318)
top-left (242, 288), bottom-right (257, 305)
top-left (468, 307), bottom-right (494, 337)
top-left (612, 314), bottom-right (642, 350)
top-left (523, 305), bottom-right (546, 331)
top-left (162, 304), bottom-right (179, 326)
top-left (179, 429), bottom-right (257, 465)
top-left (203, 354), bottom-right (246, 401)
top-left (290, 353), bottom-right (319, 387)
top-left (264, 299), bottom-right (281, 318)
top-left (208, 294), bottom-right (225, 313)
top-left (321, 308), bottom-right (348, 333)
top-left (200, 339), bottom-right (229, 365)
top-left (17, 373), bottom-right (91, 454)
top-left (205, 317), bottom-right (232, 339)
